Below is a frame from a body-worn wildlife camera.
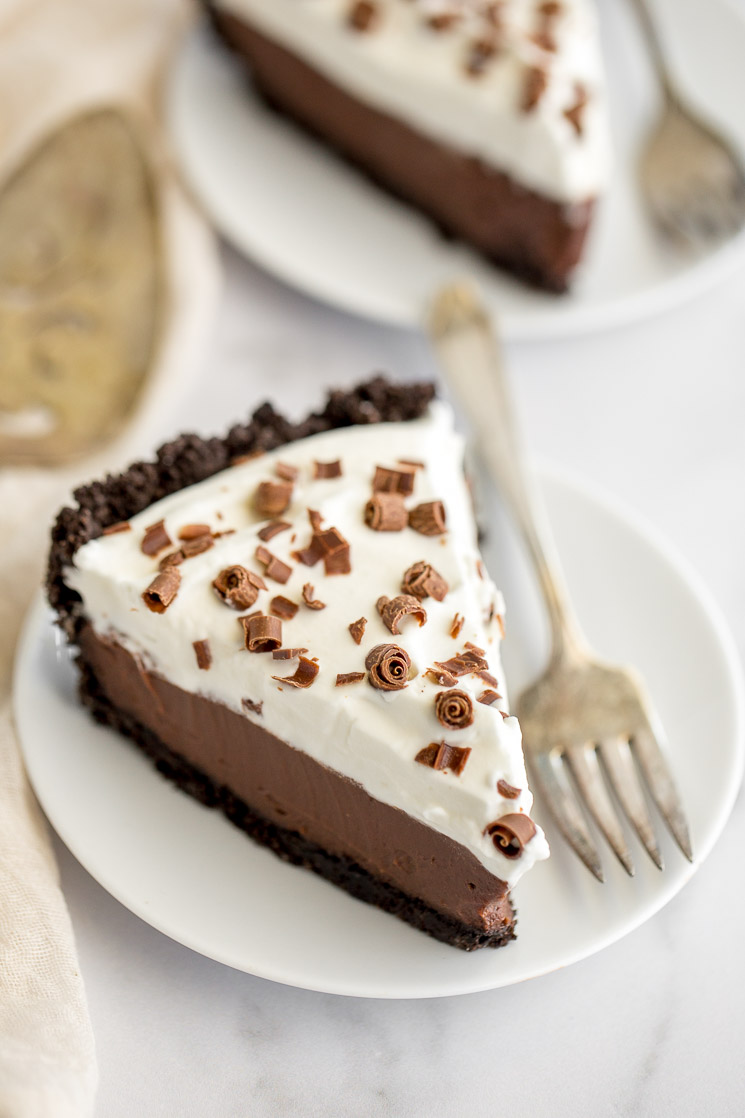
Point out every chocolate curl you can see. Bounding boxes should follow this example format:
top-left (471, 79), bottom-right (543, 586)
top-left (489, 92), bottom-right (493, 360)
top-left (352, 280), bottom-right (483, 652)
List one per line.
top-left (142, 567), bottom-right (181, 613)
top-left (348, 617), bottom-right (367, 645)
top-left (269, 595), bottom-right (299, 620)
top-left (275, 461), bottom-right (299, 482)
top-left (255, 545), bottom-right (293, 584)
top-left (434, 647), bottom-right (488, 677)
top-left (364, 494), bottom-right (407, 532)
top-left (522, 65), bottom-right (548, 112)
top-left (141, 519), bottom-right (171, 556)
top-left (213, 565), bottom-right (266, 610)
top-left (253, 480), bottom-right (293, 518)
top-left (257, 519), bottom-right (291, 542)
top-left (401, 560), bottom-right (449, 602)
top-left (313, 459), bottom-right (342, 479)
top-left (365, 643), bottom-right (411, 691)
top-left (181, 534), bottom-right (214, 559)
top-left (485, 814), bottom-right (537, 858)
top-left (348, 0), bottom-right (380, 32)
top-left (408, 501), bottom-right (447, 536)
top-left (449, 613), bottom-right (465, 639)
top-left (241, 614), bottom-right (282, 653)
top-left (193, 639), bottom-right (212, 670)
top-left (372, 464), bottom-right (416, 496)
top-left (158, 549), bottom-right (184, 571)
top-left (425, 666), bottom-right (457, 688)
top-left (415, 741), bottom-right (471, 777)
top-left (272, 656), bottom-right (319, 688)
top-left (302, 583), bottom-right (326, 610)
top-left (315, 527), bottom-right (351, 575)
top-left (336, 672), bottom-right (365, 686)
top-left (178, 523), bottom-right (211, 540)
top-left (434, 689), bottom-right (474, 731)
top-left (376, 594), bottom-right (427, 635)
top-left (271, 647), bottom-right (308, 660)
top-left (497, 779), bottom-right (521, 800)
top-left (478, 689), bottom-right (501, 706)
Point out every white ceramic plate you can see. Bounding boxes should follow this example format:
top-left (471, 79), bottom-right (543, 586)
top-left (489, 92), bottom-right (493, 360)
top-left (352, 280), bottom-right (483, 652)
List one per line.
top-left (15, 467), bottom-right (744, 998)
top-left (166, 0), bottom-right (745, 340)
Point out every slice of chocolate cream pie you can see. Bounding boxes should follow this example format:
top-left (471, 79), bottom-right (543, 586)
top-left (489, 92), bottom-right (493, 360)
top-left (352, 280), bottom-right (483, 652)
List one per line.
top-left (48, 379), bottom-right (548, 950)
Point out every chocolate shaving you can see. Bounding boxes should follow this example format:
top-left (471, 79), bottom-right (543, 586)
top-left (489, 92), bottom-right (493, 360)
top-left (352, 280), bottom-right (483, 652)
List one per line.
top-left (522, 65), bottom-right (548, 112)
top-left (348, 0), bottom-right (379, 32)
top-left (397, 458), bottom-right (424, 469)
top-left (485, 814), bottom-right (537, 858)
top-left (564, 83), bottom-right (589, 136)
top-left (315, 527), bottom-right (351, 575)
top-left (476, 669), bottom-right (499, 688)
top-left (476, 560), bottom-right (486, 580)
top-left (307, 509), bottom-right (324, 531)
top-left (302, 583), bottom-right (326, 610)
top-left (242, 697), bottom-right (263, 717)
top-left (272, 656), bottom-right (319, 688)
top-left (497, 779), bottom-right (521, 799)
top-left (372, 464), bottom-right (416, 496)
top-left (425, 666), bottom-right (457, 688)
top-left (142, 567), bottom-right (180, 613)
top-left (377, 594), bottom-right (427, 635)
top-left (348, 617), bottom-right (367, 644)
top-left (434, 646), bottom-right (489, 678)
top-left (434, 689), bottom-right (474, 731)
top-left (257, 519), bottom-right (292, 542)
top-left (401, 560), bottom-right (449, 602)
top-left (158, 549), bottom-right (184, 571)
top-left (253, 480), bottom-right (293, 518)
top-left (180, 534), bottom-right (214, 559)
top-left (255, 545), bottom-right (292, 584)
top-left (213, 565), bottom-right (266, 610)
top-left (275, 461), bottom-right (299, 482)
top-left (231, 450), bottom-right (264, 466)
top-left (478, 689), bottom-right (501, 706)
top-left (272, 647), bottom-right (308, 660)
top-left (193, 639), bottom-right (212, 670)
top-left (141, 519), bottom-right (171, 556)
top-left (336, 672), bottom-right (365, 686)
top-left (102, 520), bottom-right (130, 535)
top-left (364, 493), bottom-right (407, 532)
top-left (292, 536), bottom-right (323, 567)
top-left (178, 523), bottom-right (211, 540)
top-left (465, 35), bottom-right (500, 77)
top-left (408, 501), bottom-right (447, 536)
top-left (313, 459), bottom-right (342, 479)
top-left (415, 741), bottom-right (471, 776)
top-left (241, 614), bottom-right (282, 653)
top-left (365, 643), bottom-right (411, 691)
top-left (269, 595), bottom-right (299, 620)
top-left (427, 12), bottom-right (460, 31)
top-left (449, 613), bottom-right (465, 639)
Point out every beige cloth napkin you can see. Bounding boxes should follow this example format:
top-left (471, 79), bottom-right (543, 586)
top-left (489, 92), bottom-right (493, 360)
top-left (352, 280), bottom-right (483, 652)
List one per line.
top-left (0, 1), bottom-right (220, 1114)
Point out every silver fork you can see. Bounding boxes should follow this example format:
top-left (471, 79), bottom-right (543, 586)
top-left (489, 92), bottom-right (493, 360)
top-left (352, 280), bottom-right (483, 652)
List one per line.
top-left (429, 283), bottom-right (693, 881)
top-left (631, 0), bottom-right (745, 243)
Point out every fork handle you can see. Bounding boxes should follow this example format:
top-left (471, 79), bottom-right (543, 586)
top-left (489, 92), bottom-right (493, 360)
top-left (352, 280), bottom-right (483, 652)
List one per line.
top-left (428, 283), bottom-right (587, 668)
top-left (629, 0), bottom-right (675, 103)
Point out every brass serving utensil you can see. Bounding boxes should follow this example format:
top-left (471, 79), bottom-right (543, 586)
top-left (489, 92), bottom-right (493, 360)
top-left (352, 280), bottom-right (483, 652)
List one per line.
top-left (0, 108), bottom-right (163, 466)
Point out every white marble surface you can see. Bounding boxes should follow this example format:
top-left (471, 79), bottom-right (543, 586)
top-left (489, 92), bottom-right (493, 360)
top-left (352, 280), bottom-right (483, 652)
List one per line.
top-left (53, 245), bottom-right (745, 1117)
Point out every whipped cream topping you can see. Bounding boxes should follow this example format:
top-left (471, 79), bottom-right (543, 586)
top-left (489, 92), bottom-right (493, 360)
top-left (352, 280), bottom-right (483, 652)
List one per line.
top-left (214, 0), bottom-right (611, 203)
top-left (67, 403), bottom-right (549, 886)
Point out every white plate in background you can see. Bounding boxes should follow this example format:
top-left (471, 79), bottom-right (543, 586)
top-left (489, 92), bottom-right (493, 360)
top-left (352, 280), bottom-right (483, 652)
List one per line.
top-left (15, 467), bottom-right (744, 998)
top-left (166, 0), bottom-right (745, 339)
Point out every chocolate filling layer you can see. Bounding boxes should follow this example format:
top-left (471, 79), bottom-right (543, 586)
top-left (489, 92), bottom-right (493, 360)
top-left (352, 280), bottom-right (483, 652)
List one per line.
top-left (205, 5), bottom-right (595, 292)
top-left (78, 626), bottom-right (516, 949)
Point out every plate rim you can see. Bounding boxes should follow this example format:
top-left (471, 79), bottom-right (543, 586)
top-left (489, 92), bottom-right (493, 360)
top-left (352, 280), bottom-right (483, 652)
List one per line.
top-left (15, 464), bottom-right (745, 998)
top-left (165, 15), bottom-right (745, 342)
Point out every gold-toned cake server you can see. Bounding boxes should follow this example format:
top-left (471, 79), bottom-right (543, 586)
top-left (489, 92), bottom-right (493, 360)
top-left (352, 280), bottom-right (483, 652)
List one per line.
top-left (0, 108), bottom-right (163, 466)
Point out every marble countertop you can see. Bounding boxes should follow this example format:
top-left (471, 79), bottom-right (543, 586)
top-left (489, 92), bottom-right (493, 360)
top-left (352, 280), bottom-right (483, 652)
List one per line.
top-left (56, 246), bottom-right (745, 1117)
